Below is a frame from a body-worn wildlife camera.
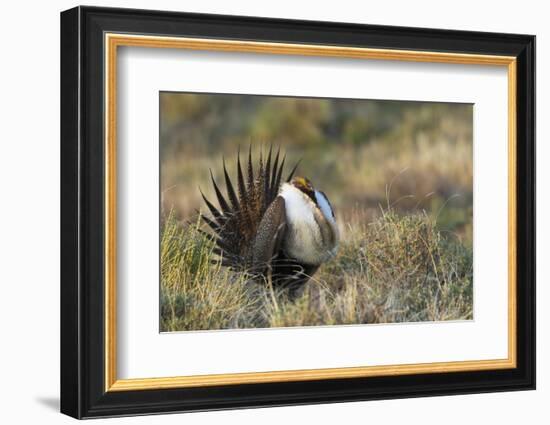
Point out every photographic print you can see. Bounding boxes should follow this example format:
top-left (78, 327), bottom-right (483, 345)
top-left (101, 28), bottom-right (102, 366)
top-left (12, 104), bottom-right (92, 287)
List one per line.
top-left (61, 9), bottom-right (535, 417)
top-left (160, 92), bottom-right (473, 332)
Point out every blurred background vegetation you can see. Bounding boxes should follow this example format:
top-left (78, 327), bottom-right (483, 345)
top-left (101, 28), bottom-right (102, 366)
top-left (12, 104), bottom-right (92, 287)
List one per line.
top-left (160, 92), bottom-right (473, 246)
top-left (160, 92), bottom-right (473, 330)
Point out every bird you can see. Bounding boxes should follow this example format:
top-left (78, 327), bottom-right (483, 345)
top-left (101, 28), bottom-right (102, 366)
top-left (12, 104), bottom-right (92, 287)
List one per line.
top-left (199, 146), bottom-right (339, 298)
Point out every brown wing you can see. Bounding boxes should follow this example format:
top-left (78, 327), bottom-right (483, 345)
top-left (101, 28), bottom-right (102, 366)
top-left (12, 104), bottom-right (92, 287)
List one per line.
top-left (253, 196), bottom-right (319, 297)
top-left (252, 196), bottom-right (286, 275)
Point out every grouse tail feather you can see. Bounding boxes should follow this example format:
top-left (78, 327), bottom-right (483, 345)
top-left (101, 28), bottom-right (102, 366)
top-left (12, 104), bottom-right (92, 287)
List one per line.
top-left (199, 145), bottom-right (298, 272)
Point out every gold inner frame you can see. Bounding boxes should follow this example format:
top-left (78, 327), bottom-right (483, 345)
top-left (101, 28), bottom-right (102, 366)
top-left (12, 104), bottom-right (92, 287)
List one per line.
top-left (104, 33), bottom-right (517, 392)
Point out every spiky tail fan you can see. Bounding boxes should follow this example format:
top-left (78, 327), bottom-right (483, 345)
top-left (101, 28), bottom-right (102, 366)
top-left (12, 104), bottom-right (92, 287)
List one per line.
top-left (199, 146), bottom-right (301, 281)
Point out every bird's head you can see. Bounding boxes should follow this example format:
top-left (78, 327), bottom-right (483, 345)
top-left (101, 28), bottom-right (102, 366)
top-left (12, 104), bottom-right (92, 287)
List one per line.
top-left (290, 176), bottom-right (316, 202)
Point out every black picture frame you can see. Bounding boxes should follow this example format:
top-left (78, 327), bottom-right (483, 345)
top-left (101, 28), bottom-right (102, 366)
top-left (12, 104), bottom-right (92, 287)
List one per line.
top-left (60, 5), bottom-right (535, 419)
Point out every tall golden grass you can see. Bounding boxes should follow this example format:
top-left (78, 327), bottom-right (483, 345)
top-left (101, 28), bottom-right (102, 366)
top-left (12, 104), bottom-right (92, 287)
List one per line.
top-left (160, 206), bottom-right (472, 332)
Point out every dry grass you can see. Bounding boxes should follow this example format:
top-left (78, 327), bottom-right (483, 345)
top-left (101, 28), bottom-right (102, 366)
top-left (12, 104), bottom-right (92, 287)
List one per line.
top-left (160, 212), bottom-right (253, 331)
top-left (160, 206), bottom-right (473, 332)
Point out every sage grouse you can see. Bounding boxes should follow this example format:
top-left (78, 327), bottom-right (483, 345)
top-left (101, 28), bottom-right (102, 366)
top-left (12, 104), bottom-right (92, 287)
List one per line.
top-left (200, 146), bottom-right (339, 297)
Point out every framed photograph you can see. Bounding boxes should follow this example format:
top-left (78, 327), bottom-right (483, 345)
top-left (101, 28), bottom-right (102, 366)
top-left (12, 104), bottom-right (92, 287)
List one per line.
top-left (60, 6), bottom-right (535, 419)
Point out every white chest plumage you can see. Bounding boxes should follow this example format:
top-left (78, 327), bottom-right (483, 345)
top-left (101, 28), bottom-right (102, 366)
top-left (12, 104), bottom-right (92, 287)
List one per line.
top-left (279, 183), bottom-right (339, 266)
